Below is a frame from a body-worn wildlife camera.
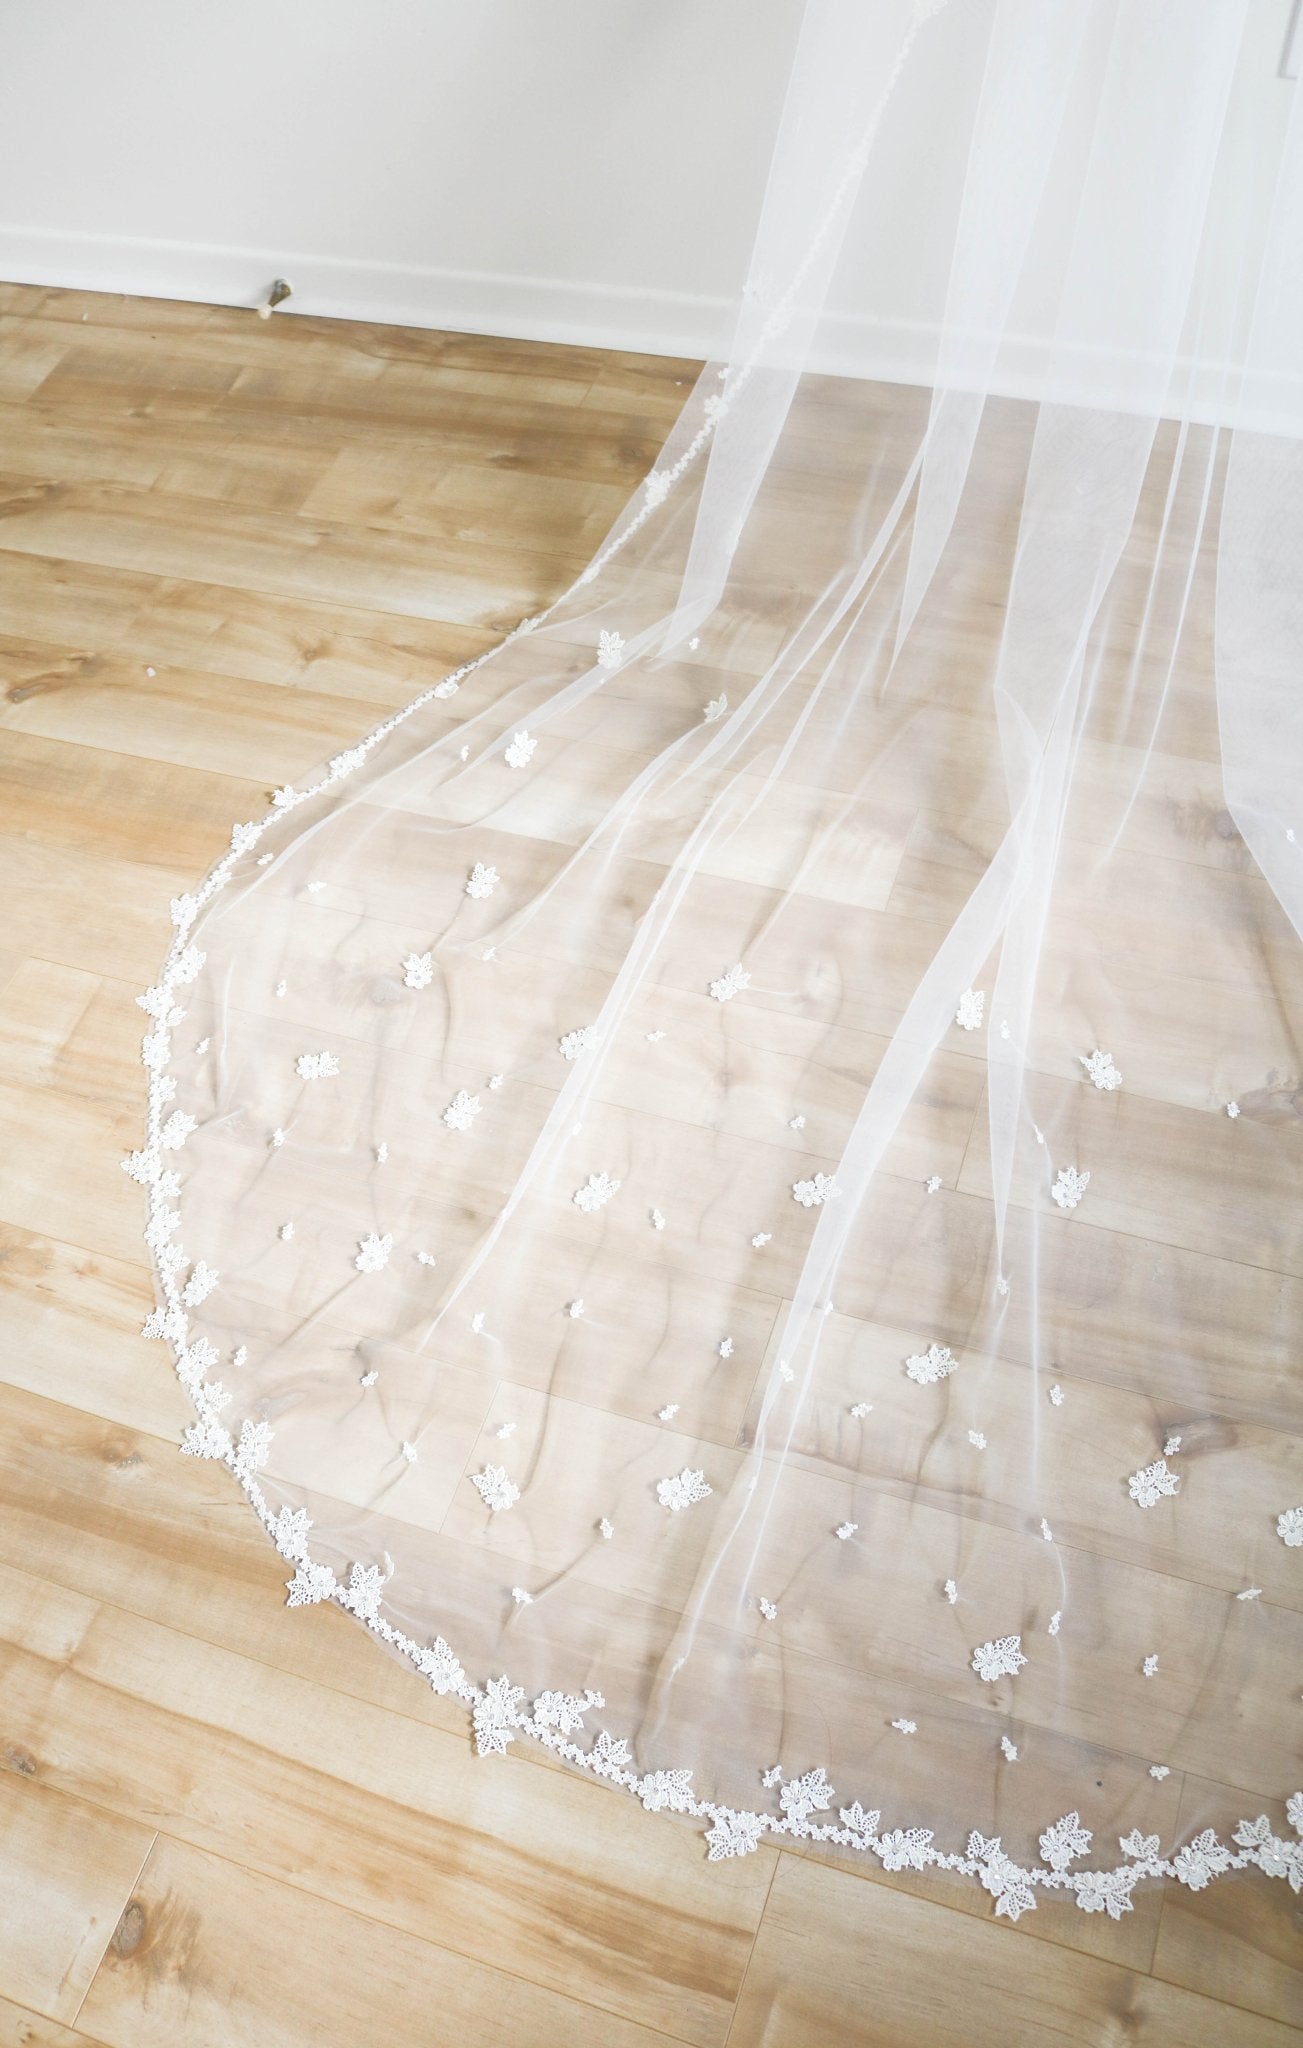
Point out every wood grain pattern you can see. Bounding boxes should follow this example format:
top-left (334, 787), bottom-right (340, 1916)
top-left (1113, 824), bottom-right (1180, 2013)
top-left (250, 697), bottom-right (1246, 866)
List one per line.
top-left (0, 281), bottom-right (1296, 2045)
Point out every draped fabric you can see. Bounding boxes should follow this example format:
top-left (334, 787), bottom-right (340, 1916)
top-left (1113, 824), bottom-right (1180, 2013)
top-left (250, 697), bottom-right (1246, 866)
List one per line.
top-left (132, 0), bottom-right (1303, 1912)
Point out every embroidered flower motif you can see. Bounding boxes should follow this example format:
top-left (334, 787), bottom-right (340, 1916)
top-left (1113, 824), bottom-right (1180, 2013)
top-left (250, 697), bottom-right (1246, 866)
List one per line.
top-left (160, 1110), bottom-right (197, 1151)
top-left (967, 1430), bottom-right (987, 1450)
top-left (1080, 1049), bottom-right (1122, 1090)
top-left (271, 1507), bottom-right (311, 1561)
top-left (925, 1175), bottom-right (943, 1193)
top-left (1075, 1869), bottom-right (1136, 1919)
top-left (1039, 1812), bottom-right (1091, 1871)
top-left (471, 1311), bottom-right (485, 1334)
top-left (1049, 1610), bottom-right (1061, 1635)
top-left (1040, 1519), bottom-right (1053, 1541)
top-left (181, 1416), bottom-right (231, 1461)
top-left (574, 1171), bottom-right (620, 1211)
top-left (792, 1173), bottom-right (840, 1207)
top-left (360, 1369), bottom-right (378, 1386)
top-left (504, 730), bottom-right (536, 768)
top-left (433, 676), bottom-right (459, 699)
top-left (231, 1346), bottom-right (247, 1369)
top-left (597, 630), bottom-right (625, 670)
top-left (1142, 1655), bottom-right (1159, 1677)
top-left (1121, 1830), bottom-right (1161, 1860)
top-left (443, 1090), bottom-right (481, 1132)
top-left (328, 746), bottom-right (366, 779)
top-left (286, 1559), bottom-right (337, 1606)
top-left (279, 1221), bottom-right (295, 1242)
top-left (1150, 1765), bottom-right (1170, 1779)
top-left (495, 1422), bottom-right (516, 1439)
top-left (880, 1827), bottom-right (932, 1869)
top-left (638, 1765), bottom-right (703, 1816)
top-left (718, 1337), bottom-right (734, 1359)
top-left (780, 1768), bottom-right (834, 1824)
top-left (473, 1676), bottom-right (525, 1757)
top-left (703, 695), bottom-right (728, 722)
top-left (1164, 1433), bottom-right (1182, 1456)
top-left (758, 1597), bottom-right (778, 1620)
top-left (850, 1402), bottom-right (872, 1419)
top-left (234, 1418), bottom-right (274, 1479)
top-left (193, 1037), bottom-right (210, 1056)
top-left (559, 1025), bottom-right (599, 1059)
top-left (709, 963), bottom-right (750, 1003)
top-left (591, 1731), bottom-right (633, 1774)
top-left (890, 1719), bottom-right (917, 1735)
top-left (599, 1517), bottom-right (614, 1540)
top-left (955, 989), bottom-right (984, 1031)
top-left (646, 1029), bottom-right (667, 1043)
top-left (354, 1232), bottom-right (393, 1273)
top-left (1236, 1585), bottom-right (1263, 1601)
top-left (1049, 1384), bottom-right (1064, 1406)
top-left (1129, 1458), bottom-right (1180, 1508)
top-left (839, 1802), bottom-right (881, 1842)
top-left (271, 1128), bottom-right (286, 1148)
top-left (1001, 1737), bottom-right (1019, 1763)
top-left (777, 1361), bottom-right (794, 1383)
top-left (1051, 1166), bottom-right (1089, 1211)
top-left (403, 952), bottom-right (434, 990)
top-left (972, 1635), bottom-right (1027, 1683)
top-left (567, 1299), bottom-right (585, 1318)
top-left (657, 1468), bottom-right (712, 1512)
top-left (650, 1207), bottom-right (666, 1229)
top-left (943, 1579), bottom-right (958, 1603)
top-left (488, 1074), bottom-right (503, 1090)
top-left (414, 1637), bottom-right (464, 1694)
top-left (401, 1442), bottom-right (418, 1464)
top-left (473, 1465), bottom-right (519, 1513)
top-left (182, 1260), bottom-right (219, 1306)
top-left (1173, 1828), bottom-right (1232, 1891)
top-left (465, 863), bottom-right (499, 899)
top-left (970, 1835), bottom-right (1038, 1921)
top-left (296, 1051), bottom-right (339, 1079)
top-left (376, 1142), bottom-right (389, 1163)
top-left (657, 1404), bottom-right (680, 1421)
top-left (416, 1251), bottom-right (437, 1266)
top-left (835, 1522), bottom-right (858, 1541)
top-left (706, 1809), bottom-right (765, 1859)
top-left (751, 1232), bottom-right (772, 1247)
top-left (1277, 1506), bottom-right (1303, 1547)
top-left (762, 1765), bottom-right (783, 1789)
top-left (905, 1342), bottom-right (956, 1385)
top-left (1226, 1101), bottom-right (1240, 1119)
top-left (645, 470), bottom-right (672, 507)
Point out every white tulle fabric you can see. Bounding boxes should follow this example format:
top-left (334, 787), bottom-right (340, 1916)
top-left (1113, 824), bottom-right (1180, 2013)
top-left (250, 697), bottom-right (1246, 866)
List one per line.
top-left (132, 0), bottom-right (1303, 1914)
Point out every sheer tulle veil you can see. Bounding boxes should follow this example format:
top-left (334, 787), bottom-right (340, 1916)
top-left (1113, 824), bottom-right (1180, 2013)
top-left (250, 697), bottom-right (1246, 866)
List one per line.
top-left (129, 0), bottom-right (1303, 1913)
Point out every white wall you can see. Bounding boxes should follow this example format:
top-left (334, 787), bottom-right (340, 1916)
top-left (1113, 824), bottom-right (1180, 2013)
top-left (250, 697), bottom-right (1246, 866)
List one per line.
top-left (0, 0), bottom-right (801, 356)
top-left (0, 0), bottom-right (1296, 426)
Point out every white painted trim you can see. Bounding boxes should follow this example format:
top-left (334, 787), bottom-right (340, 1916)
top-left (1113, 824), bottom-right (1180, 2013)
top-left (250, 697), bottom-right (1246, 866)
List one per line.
top-left (2, 222), bottom-right (1299, 434)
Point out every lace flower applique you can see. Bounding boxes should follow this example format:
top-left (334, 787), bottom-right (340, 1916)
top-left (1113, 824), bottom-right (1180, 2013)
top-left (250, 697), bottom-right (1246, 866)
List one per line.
top-left (1080, 1049), bottom-right (1122, 1090)
top-left (504, 730), bottom-right (536, 768)
top-left (355, 1232), bottom-right (393, 1274)
top-left (657, 1468), bottom-right (712, 1511)
top-left (1277, 1505), bottom-right (1303, 1547)
top-left (758, 1597), bottom-right (778, 1620)
top-left (1129, 1458), bottom-right (1180, 1508)
top-left (792, 1173), bottom-right (841, 1207)
top-left (182, 1261), bottom-right (220, 1306)
top-left (465, 863), bottom-right (499, 898)
top-left (403, 952), bottom-right (434, 990)
top-left (443, 1090), bottom-right (481, 1132)
top-left (955, 989), bottom-right (985, 1031)
top-left (559, 1025), bottom-right (599, 1059)
top-left (703, 694), bottom-right (728, 722)
top-left (574, 1171), bottom-right (620, 1212)
top-left (709, 962), bottom-right (750, 1003)
top-left (972, 1635), bottom-right (1028, 1683)
top-left (1051, 1166), bottom-right (1089, 1210)
top-left (296, 1050), bottom-right (339, 1079)
top-left (597, 629), bottom-right (625, 669)
top-left (473, 1465), bottom-right (520, 1513)
top-left (905, 1342), bottom-right (957, 1385)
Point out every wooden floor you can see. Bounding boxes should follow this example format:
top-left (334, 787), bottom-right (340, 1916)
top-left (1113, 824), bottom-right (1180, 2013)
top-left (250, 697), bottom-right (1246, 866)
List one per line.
top-left (0, 279), bottom-right (1298, 2047)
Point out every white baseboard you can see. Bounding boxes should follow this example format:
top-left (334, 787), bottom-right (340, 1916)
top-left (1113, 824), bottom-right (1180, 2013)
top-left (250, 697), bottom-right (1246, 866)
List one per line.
top-left (0, 222), bottom-right (735, 360)
top-left (2, 222), bottom-right (1298, 435)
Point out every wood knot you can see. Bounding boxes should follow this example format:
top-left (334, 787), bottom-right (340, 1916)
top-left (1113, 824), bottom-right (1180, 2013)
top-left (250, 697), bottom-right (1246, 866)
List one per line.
top-left (112, 1900), bottom-right (148, 1958)
top-left (3, 1744), bottom-right (37, 1777)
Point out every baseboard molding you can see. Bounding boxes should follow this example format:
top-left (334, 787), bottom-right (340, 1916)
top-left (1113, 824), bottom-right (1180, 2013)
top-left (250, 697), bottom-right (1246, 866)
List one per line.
top-left (2, 222), bottom-right (1298, 435)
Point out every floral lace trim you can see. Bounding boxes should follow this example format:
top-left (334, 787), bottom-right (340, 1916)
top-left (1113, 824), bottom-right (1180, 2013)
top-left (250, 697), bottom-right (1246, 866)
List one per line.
top-left (130, 1317), bottom-right (1303, 1917)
